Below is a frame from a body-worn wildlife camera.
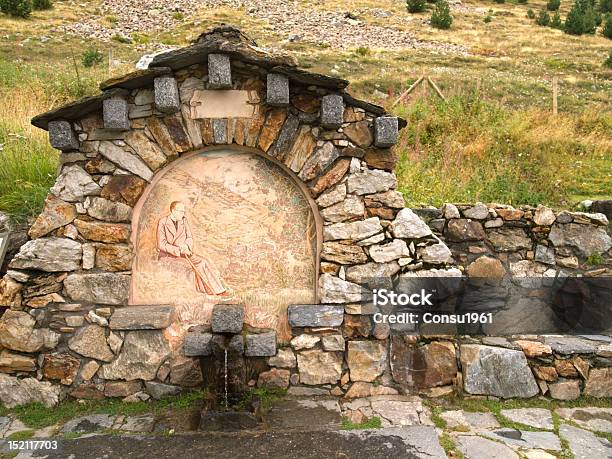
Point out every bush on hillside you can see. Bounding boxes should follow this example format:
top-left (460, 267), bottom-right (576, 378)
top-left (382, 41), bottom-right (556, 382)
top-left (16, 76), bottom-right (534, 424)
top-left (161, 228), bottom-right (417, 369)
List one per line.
top-left (604, 50), bottom-right (612, 67)
top-left (546, 0), bottom-right (561, 11)
top-left (82, 47), bottom-right (104, 67)
top-left (600, 0), bottom-right (612, 13)
top-left (494, 0), bottom-right (505, 3)
top-left (518, 0), bottom-right (528, 4)
top-left (536, 9), bottom-right (551, 25)
top-left (603, 13), bottom-right (612, 38)
top-left (0, 0), bottom-right (32, 17)
top-left (551, 11), bottom-right (564, 28)
top-left (406, 0), bottom-right (427, 13)
top-left (527, 8), bottom-right (535, 18)
top-left (32, 0), bottom-right (51, 9)
top-left (430, 0), bottom-right (453, 29)
top-left (564, 0), bottom-right (598, 34)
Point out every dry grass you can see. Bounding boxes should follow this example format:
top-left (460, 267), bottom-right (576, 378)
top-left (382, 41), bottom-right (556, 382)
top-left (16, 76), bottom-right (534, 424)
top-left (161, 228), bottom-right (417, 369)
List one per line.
top-left (0, 0), bottom-right (610, 219)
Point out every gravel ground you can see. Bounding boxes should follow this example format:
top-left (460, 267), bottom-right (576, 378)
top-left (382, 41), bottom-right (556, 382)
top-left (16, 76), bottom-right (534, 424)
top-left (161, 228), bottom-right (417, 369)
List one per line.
top-left (57, 0), bottom-right (469, 55)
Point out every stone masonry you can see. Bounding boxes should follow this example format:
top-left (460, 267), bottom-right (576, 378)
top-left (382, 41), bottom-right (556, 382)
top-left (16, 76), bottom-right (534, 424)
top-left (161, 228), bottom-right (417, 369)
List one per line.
top-left (0, 27), bottom-right (610, 407)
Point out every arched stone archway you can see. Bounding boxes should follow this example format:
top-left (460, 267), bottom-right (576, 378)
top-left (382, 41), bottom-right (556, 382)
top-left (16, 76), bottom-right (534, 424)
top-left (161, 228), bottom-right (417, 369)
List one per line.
top-left (129, 146), bottom-right (321, 341)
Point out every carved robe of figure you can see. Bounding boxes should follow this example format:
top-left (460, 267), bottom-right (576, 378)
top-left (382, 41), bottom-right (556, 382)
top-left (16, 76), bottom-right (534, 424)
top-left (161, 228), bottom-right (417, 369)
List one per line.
top-left (156, 212), bottom-right (226, 296)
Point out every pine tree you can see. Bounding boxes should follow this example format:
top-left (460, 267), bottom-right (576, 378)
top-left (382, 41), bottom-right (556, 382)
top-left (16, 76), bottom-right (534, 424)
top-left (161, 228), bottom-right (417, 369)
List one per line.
top-left (564, 0), bottom-right (597, 34)
top-left (430, 0), bottom-right (453, 29)
top-left (406, 0), bottom-right (427, 13)
top-left (603, 13), bottom-right (612, 38)
top-left (0, 0), bottom-right (32, 17)
top-left (536, 9), bottom-right (551, 26)
top-left (551, 11), bottom-right (564, 28)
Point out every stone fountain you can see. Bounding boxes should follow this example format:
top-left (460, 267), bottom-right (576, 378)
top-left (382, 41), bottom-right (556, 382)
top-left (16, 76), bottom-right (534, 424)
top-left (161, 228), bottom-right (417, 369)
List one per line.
top-left (183, 304), bottom-right (277, 429)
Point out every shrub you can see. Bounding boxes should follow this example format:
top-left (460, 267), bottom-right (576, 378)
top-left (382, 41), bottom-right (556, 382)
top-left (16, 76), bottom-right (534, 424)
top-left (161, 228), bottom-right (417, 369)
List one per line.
top-left (518, 0), bottom-right (528, 3)
top-left (82, 47), bottom-right (103, 67)
top-left (601, 0), bottom-right (612, 13)
top-left (527, 8), bottom-right (535, 18)
top-left (406, 0), bottom-right (427, 13)
top-left (430, 0), bottom-right (453, 29)
top-left (546, 0), bottom-right (560, 11)
top-left (111, 34), bottom-right (131, 43)
top-left (603, 13), bottom-right (612, 38)
top-left (586, 253), bottom-right (604, 265)
top-left (564, 0), bottom-right (598, 34)
top-left (494, 0), bottom-right (505, 3)
top-left (32, 0), bottom-right (51, 9)
top-left (484, 14), bottom-right (493, 22)
top-left (536, 9), bottom-right (551, 25)
top-left (551, 11), bottom-right (564, 27)
top-left (604, 50), bottom-right (612, 67)
top-left (0, 0), bottom-right (32, 18)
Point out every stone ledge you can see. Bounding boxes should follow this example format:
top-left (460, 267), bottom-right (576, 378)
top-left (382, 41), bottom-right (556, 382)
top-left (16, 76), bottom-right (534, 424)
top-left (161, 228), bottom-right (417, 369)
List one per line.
top-left (288, 304), bottom-right (344, 328)
top-left (110, 305), bottom-right (176, 330)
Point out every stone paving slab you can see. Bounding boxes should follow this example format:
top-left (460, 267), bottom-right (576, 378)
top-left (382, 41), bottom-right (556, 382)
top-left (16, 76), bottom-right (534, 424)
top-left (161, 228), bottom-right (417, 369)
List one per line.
top-left (440, 410), bottom-right (500, 430)
top-left (266, 398), bottom-right (342, 431)
top-left (457, 435), bottom-right (519, 459)
top-left (523, 449), bottom-right (557, 459)
top-left (479, 428), bottom-right (561, 451)
top-left (559, 424), bottom-right (612, 458)
top-left (556, 407), bottom-right (612, 434)
top-left (119, 415), bottom-right (156, 433)
top-left (500, 408), bottom-right (554, 430)
top-left (60, 414), bottom-right (116, 435)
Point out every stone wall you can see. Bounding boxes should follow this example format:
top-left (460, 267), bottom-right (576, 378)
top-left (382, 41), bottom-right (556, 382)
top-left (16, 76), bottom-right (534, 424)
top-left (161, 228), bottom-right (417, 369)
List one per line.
top-left (0, 27), bottom-right (610, 407)
top-left (0, 27), bottom-right (435, 407)
top-left (414, 202), bottom-right (610, 278)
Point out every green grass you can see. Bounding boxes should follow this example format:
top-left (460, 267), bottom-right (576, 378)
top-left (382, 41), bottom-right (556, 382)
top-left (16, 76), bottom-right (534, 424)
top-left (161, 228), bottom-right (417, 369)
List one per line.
top-left (439, 432), bottom-right (464, 458)
top-left (6, 429), bottom-right (35, 441)
top-left (0, 121), bottom-right (57, 222)
top-left (586, 253), bottom-right (605, 266)
top-left (0, 4), bottom-right (610, 221)
top-left (427, 395), bottom-right (612, 459)
top-left (234, 387), bottom-right (287, 412)
top-left (394, 92), bottom-right (612, 207)
top-left (2, 391), bottom-right (204, 429)
top-left (341, 416), bottom-right (383, 430)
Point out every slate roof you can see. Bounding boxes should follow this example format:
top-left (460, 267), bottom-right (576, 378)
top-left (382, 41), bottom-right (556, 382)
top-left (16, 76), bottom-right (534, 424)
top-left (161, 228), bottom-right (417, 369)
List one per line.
top-left (32, 26), bottom-right (405, 130)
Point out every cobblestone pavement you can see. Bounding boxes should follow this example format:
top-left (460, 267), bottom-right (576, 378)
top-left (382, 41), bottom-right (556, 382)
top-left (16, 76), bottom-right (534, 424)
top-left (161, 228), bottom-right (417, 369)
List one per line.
top-left (1, 396), bottom-right (610, 458)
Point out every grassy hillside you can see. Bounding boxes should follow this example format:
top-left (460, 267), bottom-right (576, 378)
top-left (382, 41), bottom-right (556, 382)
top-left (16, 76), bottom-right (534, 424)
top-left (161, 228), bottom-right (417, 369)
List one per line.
top-left (0, 0), bottom-right (610, 221)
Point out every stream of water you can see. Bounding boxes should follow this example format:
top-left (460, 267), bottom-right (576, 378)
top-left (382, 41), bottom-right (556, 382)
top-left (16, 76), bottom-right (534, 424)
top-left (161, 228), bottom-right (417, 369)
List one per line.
top-left (224, 348), bottom-right (229, 409)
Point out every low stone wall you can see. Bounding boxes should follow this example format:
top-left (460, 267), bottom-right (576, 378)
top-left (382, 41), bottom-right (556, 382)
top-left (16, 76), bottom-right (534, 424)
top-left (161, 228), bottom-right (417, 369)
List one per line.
top-left (0, 27), bottom-right (610, 408)
top-left (413, 202), bottom-right (610, 278)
